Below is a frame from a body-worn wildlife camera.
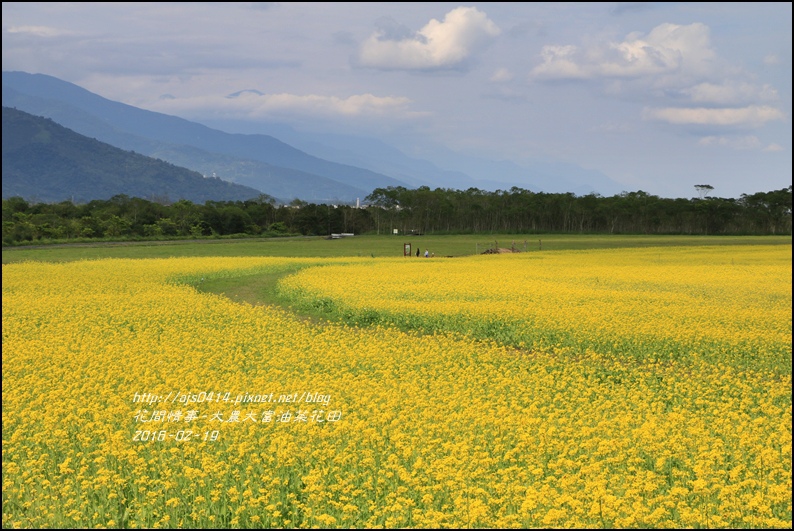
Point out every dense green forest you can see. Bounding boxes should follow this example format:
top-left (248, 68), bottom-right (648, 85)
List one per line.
top-left (2, 185), bottom-right (791, 245)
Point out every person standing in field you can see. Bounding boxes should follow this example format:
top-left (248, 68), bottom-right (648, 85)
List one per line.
top-left (416, 247), bottom-right (420, 257)
top-left (425, 249), bottom-right (429, 258)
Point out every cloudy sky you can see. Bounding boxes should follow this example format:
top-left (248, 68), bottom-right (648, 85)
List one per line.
top-left (3, 2), bottom-right (791, 198)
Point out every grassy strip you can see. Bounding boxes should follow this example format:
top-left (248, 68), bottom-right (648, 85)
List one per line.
top-left (4, 233), bottom-right (790, 264)
top-left (186, 262), bottom-right (351, 327)
top-left (195, 268), bottom-right (336, 326)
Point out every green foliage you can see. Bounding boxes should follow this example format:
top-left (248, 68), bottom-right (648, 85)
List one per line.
top-left (2, 183), bottom-right (791, 246)
top-left (365, 185), bottom-right (791, 236)
top-left (268, 221), bottom-right (288, 234)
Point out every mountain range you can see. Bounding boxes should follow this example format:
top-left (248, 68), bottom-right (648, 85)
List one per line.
top-left (2, 71), bottom-right (627, 203)
top-left (2, 107), bottom-right (263, 203)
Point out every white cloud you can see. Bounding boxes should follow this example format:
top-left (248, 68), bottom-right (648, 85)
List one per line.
top-left (150, 91), bottom-right (424, 121)
top-left (249, 93), bottom-right (413, 117)
top-left (698, 136), bottom-right (786, 153)
top-left (531, 45), bottom-right (588, 79)
top-left (5, 25), bottom-right (74, 37)
top-left (643, 105), bottom-right (785, 127)
top-left (698, 135), bottom-right (762, 149)
top-left (490, 67), bottom-right (514, 83)
top-left (763, 143), bottom-right (785, 152)
top-left (592, 122), bottom-right (632, 133)
top-left (763, 54), bottom-right (780, 65)
top-left (683, 82), bottom-right (778, 105)
top-left (357, 6), bottom-right (500, 70)
top-left (531, 22), bottom-right (715, 81)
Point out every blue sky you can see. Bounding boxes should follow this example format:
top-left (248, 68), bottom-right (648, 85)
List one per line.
top-left (2, 2), bottom-right (791, 198)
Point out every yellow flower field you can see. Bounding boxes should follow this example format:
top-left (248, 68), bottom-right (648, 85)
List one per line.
top-left (2, 246), bottom-right (791, 528)
top-left (278, 246), bottom-right (792, 372)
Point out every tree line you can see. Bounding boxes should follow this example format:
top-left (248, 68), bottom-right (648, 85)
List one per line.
top-left (367, 186), bottom-right (792, 236)
top-left (2, 185), bottom-right (791, 245)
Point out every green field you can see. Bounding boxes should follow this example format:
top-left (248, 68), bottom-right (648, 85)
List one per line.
top-left (3, 233), bottom-right (790, 264)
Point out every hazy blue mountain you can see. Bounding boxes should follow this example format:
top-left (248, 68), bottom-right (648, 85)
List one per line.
top-left (2, 106), bottom-right (262, 203)
top-left (422, 145), bottom-right (629, 197)
top-left (146, 143), bottom-right (367, 203)
top-left (3, 70), bottom-right (627, 199)
top-left (2, 71), bottom-right (409, 202)
top-left (2, 84), bottom-right (365, 203)
top-left (199, 118), bottom-right (628, 196)
top-left (198, 118), bottom-right (483, 190)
